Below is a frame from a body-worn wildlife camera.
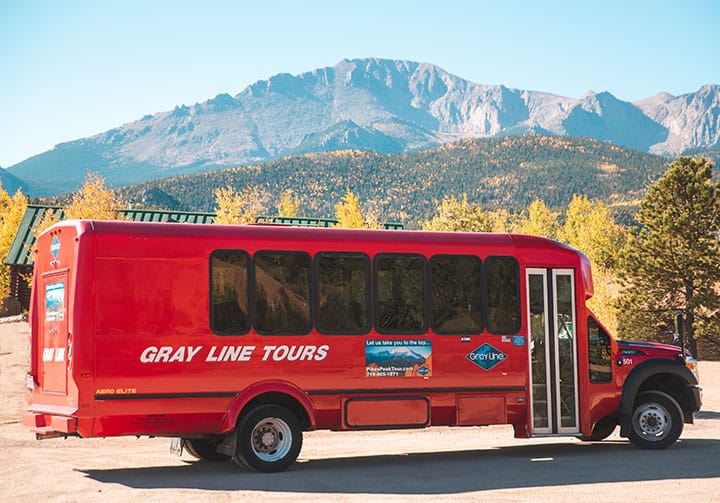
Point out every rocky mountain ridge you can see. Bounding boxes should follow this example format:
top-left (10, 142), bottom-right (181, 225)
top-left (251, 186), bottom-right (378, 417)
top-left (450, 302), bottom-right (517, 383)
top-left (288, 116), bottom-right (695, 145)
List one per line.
top-left (8, 58), bottom-right (719, 196)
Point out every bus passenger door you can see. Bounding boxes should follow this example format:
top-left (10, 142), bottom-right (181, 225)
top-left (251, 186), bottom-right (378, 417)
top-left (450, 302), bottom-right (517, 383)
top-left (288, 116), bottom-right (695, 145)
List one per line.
top-left (526, 269), bottom-right (579, 435)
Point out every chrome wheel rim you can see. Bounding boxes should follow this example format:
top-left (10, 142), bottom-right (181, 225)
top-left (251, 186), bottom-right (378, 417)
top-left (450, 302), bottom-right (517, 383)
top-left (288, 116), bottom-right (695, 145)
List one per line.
top-left (633, 402), bottom-right (670, 441)
top-left (250, 417), bottom-right (293, 462)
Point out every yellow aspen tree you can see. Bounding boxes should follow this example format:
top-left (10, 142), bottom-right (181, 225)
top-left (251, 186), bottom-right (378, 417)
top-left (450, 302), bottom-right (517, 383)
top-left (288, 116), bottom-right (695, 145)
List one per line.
top-left (334, 189), bottom-right (366, 229)
top-left (421, 194), bottom-right (491, 232)
top-left (588, 267), bottom-right (620, 334)
top-left (34, 209), bottom-right (62, 237)
top-left (276, 189), bottom-right (301, 217)
top-left (214, 184), bottom-right (270, 225)
top-left (486, 208), bottom-right (516, 233)
top-left (0, 184), bottom-right (28, 299)
top-left (64, 172), bottom-right (124, 221)
top-left (564, 194), bottom-right (626, 270)
top-left (513, 199), bottom-right (562, 240)
top-left (563, 194), bottom-right (627, 334)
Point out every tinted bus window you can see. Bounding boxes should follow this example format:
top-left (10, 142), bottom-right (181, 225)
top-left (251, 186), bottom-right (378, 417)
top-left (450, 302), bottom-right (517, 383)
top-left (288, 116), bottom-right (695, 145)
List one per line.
top-left (588, 317), bottom-right (612, 383)
top-left (210, 250), bottom-right (250, 335)
top-left (375, 254), bottom-right (426, 333)
top-left (316, 253), bottom-right (370, 334)
top-left (254, 251), bottom-right (311, 335)
top-left (431, 254), bottom-right (482, 334)
top-left (485, 256), bottom-right (520, 334)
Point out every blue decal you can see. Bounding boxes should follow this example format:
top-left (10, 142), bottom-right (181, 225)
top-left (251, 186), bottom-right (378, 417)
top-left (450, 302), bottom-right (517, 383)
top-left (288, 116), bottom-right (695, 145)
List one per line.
top-left (50, 236), bottom-right (61, 259)
top-left (466, 343), bottom-right (506, 371)
top-left (513, 335), bottom-right (526, 346)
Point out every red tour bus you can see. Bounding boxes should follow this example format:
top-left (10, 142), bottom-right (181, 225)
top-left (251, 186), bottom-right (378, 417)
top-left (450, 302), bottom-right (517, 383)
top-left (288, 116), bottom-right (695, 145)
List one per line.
top-left (24, 220), bottom-right (701, 472)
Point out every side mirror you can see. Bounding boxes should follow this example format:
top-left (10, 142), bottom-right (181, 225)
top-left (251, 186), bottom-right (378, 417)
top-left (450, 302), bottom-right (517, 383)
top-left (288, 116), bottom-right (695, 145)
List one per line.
top-left (673, 313), bottom-right (684, 346)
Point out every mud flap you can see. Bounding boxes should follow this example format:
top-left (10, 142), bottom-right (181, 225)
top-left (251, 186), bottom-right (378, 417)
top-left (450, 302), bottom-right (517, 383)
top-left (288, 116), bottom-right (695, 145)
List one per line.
top-left (170, 437), bottom-right (184, 456)
top-left (217, 429), bottom-right (237, 457)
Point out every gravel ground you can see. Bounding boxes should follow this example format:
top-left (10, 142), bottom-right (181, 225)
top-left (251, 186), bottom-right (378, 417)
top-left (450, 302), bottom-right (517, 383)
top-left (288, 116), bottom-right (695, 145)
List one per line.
top-left (2, 320), bottom-right (718, 502)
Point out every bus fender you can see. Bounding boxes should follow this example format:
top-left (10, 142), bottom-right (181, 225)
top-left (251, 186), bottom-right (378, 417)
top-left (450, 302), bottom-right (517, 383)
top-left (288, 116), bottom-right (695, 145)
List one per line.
top-left (220, 380), bottom-right (316, 433)
top-left (617, 359), bottom-right (699, 437)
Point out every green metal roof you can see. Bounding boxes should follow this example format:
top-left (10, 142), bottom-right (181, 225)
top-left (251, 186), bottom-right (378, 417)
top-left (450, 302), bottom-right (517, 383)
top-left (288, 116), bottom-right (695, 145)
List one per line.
top-left (256, 215), bottom-right (404, 230)
top-left (5, 205), bottom-right (63, 266)
top-left (119, 209), bottom-right (215, 224)
top-left (4, 206), bottom-right (215, 266)
top-left (255, 215), bottom-right (339, 227)
top-left (5, 207), bottom-right (403, 267)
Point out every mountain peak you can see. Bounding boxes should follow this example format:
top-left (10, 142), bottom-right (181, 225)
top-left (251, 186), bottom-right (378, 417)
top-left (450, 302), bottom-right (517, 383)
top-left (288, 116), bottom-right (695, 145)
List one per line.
top-left (6, 58), bottom-right (719, 197)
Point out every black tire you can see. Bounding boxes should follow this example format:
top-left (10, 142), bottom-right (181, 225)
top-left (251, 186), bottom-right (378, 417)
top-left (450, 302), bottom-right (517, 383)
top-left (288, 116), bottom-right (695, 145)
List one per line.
top-left (182, 438), bottom-right (231, 462)
top-left (233, 404), bottom-right (303, 472)
top-left (580, 416), bottom-right (617, 442)
top-left (628, 390), bottom-right (683, 449)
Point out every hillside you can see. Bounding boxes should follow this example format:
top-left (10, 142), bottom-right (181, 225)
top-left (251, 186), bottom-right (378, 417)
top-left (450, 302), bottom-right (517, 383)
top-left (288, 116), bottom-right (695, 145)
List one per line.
top-left (117, 134), bottom-right (669, 225)
top-left (8, 58), bottom-right (716, 197)
top-left (0, 168), bottom-right (26, 195)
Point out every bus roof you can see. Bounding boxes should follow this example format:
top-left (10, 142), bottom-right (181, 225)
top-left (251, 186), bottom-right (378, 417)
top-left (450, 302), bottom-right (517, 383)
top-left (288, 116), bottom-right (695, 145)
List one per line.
top-left (38, 218), bottom-right (594, 304)
top-left (50, 219), bottom-right (578, 254)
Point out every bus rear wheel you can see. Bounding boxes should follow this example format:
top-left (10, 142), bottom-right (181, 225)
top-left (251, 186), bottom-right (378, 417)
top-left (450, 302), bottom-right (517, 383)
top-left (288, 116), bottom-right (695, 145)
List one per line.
top-left (183, 438), bottom-right (231, 462)
top-left (233, 404), bottom-right (303, 472)
top-left (628, 391), bottom-right (683, 449)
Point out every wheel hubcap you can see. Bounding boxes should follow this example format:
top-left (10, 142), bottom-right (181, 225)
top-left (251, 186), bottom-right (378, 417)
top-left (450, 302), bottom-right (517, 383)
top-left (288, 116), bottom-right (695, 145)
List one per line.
top-left (250, 417), bottom-right (292, 462)
top-left (633, 402), bottom-right (669, 440)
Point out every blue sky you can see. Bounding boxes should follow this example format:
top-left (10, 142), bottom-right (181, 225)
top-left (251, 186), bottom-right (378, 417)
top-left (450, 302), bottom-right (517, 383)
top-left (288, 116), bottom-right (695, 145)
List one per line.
top-left (1, 0), bottom-right (718, 168)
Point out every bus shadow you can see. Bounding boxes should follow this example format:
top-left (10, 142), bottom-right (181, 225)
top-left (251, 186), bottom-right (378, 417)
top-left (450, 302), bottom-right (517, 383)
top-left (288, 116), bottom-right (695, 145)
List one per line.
top-left (696, 410), bottom-right (720, 419)
top-left (79, 438), bottom-right (720, 494)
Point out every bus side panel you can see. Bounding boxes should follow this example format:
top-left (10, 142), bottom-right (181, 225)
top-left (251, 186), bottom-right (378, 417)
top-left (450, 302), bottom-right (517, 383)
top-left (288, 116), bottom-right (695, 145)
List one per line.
top-left (89, 230), bottom-right (536, 437)
top-left (91, 398), bottom-right (233, 437)
top-left (92, 239), bottom-right (214, 436)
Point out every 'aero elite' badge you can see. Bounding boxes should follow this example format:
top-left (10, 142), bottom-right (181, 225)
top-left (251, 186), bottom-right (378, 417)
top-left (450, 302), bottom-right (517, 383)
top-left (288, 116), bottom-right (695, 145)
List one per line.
top-left (466, 343), bottom-right (506, 371)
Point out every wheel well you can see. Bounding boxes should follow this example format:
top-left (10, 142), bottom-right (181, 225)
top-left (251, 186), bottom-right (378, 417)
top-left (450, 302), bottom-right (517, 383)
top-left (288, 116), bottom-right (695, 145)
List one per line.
top-left (638, 373), bottom-right (694, 419)
top-left (241, 392), bottom-right (311, 430)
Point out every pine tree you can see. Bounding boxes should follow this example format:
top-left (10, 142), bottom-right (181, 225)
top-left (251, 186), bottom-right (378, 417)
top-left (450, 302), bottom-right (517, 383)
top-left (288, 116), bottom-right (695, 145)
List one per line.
top-left (617, 157), bottom-right (720, 358)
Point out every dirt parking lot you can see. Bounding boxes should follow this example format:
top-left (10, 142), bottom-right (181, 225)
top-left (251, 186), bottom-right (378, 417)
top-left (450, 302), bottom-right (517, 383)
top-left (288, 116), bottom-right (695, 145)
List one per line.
top-left (2, 319), bottom-right (718, 502)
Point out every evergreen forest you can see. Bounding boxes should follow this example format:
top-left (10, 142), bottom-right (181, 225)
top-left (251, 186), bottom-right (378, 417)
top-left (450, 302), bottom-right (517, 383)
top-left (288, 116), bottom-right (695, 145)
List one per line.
top-left (116, 134), bottom-right (669, 226)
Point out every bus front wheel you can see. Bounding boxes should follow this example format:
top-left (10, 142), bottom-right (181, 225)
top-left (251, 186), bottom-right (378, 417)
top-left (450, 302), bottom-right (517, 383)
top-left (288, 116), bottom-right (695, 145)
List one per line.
top-left (233, 404), bottom-right (303, 472)
top-left (628, 391), bottom-right (683, 449)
